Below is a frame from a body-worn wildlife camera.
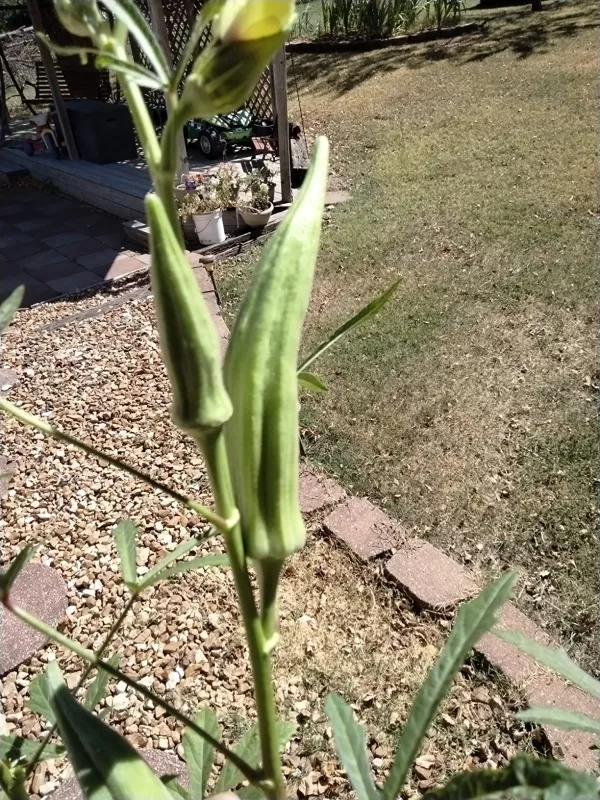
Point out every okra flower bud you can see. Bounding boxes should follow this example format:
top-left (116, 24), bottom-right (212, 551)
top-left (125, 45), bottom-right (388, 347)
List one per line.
top-left (224, 137), bottom-right (329, 561)
top-left (54, 0), bottom-right (104, 38)
top-left (180, 0), bottom-right (295, 118)
top-left (146, 194), bottom-right (232, 434)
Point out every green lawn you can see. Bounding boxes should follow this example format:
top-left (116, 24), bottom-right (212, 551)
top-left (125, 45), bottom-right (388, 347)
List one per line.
top-left (218, 0), bottom-right (599, 671)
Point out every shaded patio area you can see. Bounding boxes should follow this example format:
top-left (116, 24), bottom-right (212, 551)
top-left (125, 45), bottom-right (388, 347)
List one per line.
top-left (0, 134), bottom-right (284, 221)
top-left (0, 182), bottom-right (148, 305)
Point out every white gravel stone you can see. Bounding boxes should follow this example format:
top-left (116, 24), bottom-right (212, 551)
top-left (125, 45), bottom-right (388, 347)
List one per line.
top-left (112, 693), bottom-right (130, 711)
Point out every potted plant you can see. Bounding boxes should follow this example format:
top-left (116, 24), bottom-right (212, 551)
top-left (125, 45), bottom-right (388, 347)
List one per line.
top-left (212, 163), bottom-right (242, 234)
top-left (176, 186), bottom-right (225, 245)
top-left (174, 171), bottom-right (204, 200)
top-left (238, 171), bottom-right (274, 228)
top-left (176, 190), bottom-right (199, 241)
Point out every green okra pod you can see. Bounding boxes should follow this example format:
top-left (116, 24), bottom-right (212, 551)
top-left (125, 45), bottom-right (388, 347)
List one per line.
top-left (146, 194), bottom-right (232, 435)
top-left (223, 137), bottom-right (329, 561)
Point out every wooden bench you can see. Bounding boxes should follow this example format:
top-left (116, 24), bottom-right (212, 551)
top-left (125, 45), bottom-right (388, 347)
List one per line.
top-left (31, 61), bottom-right (112, 105)
top-left (251, 136), bottom-right (276, 157)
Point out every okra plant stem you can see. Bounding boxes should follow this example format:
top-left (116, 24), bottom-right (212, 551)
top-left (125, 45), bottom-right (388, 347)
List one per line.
top-left (199, 430), bottom-right (286, 800)
top-left (24, 594), bottom-right (137, 777)
top-left (258, 559), bottom-right (284, 653)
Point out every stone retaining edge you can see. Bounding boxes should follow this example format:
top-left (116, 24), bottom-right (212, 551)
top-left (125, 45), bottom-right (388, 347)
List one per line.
top-left (287, 22), bottom-right (485, 54)
top-left (306, 470), bottom-right (598, 772)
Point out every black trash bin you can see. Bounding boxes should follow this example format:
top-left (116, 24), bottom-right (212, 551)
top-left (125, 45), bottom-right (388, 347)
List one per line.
top-left (63, 99), bottom-right (137, 163)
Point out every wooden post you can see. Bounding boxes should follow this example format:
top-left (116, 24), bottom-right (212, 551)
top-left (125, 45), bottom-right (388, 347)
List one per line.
top-left (272, 47), bottom-right (292, 204)
top-left (147, 0), bottom-right (189, 175)
top-left (25, 0), bottom-right (79, 160)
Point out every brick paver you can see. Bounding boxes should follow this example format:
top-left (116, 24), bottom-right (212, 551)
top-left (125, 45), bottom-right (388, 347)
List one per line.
top-left (0, 185), bottom-right (149, 307)
top-left (323, 496), bottom-right (406, 560)
top-left (386, 538), bottom-right (478, 609)
top-left (0, 563), bottom-right (67, 676)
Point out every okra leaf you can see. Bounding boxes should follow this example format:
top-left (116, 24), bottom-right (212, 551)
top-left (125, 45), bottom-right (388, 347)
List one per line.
top-left (496, 630), bottom-right (600, 700)
top-left (148, 554), bottom-right (229, 585)
top-left (38, 36), bottom-right (161, 89)
top-left (37, 34), bottom-right (96, 60)
top-left (215, 721), bottom-right (296, 794)
top-left (112, 520), bottom-right (139, 591)
top-left (38, 33), bottom-right (162, 90)
top-left (46, 661), bottom-right (173, 799)
top-left (137, 533), bottom-right (216, 590)
top-left (421, 753), bottom-right (599, 799)
top-left (183, 707), bottom-right (220, 798)
top-left (84, 654), bottom-right (121, 711)
top-left (517, 707), bottom-right (600, 735)
top-left (0, 544), bottom-right (37, 595)
top-left (214, 725), bottom-right (261, 795)
top-left (298, 281), bottom-right (399, 373)
top-left (325, 693), bottom-right (380, 800)
top-left (95, 55), bottom-right (166, 89)
top-left (382, 571), bottom-right (517, 800)
top-left (0, 735), bottom-right (64, 763)
top-left (27, 671), bottom-right (56, 724)
top-left (100, 0), bottom-right (170, 84)
top-left (298, 372), bottom-right (328, 392)
top-left (161, 775), bottom-right (189, 799)
top-left (0, 286), bottom-right (24, 336)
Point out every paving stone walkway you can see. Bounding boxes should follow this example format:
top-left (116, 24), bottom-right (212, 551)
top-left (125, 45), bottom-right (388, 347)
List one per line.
top-left (0, 185), bottom-right (148, 306)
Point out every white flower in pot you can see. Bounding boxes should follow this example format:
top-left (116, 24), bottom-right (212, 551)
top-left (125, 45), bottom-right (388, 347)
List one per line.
top-left (177, 184), bottom-right (225, 245)
top-left (238, 172), bottom-right (273, 228)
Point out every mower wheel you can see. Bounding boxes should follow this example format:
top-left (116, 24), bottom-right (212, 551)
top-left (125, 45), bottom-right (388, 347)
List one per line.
top-left (198, 129), bottom-right (225, 159)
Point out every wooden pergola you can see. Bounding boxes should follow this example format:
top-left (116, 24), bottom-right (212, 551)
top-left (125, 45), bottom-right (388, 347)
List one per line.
top-left (23, 0), bottom-right (292, 202)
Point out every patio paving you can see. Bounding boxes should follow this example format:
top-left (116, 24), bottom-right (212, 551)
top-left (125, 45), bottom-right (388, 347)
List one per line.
top-left (0, 184), bottom-right (148, 306)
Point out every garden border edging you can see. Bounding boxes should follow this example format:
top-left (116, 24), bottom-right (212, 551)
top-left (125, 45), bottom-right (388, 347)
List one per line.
top-left (287, 22), bottom-right (485, 54)
top-left (306, 466), bottom-right (599, 773)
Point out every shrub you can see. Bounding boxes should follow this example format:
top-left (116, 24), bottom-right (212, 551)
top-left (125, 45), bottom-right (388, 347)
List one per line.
top-left (319, 0), bottom-right (462, 38)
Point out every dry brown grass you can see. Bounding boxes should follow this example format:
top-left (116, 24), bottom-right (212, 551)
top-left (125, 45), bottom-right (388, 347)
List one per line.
top-left (274, 537), bottom-right (530, 795)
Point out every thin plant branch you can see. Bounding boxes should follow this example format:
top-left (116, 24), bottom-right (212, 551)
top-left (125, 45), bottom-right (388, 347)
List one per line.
top-left (25, 594), bottom-right (136, 776)
top-left (3, 601), bottom-right (265, 789)
top-left (0, 397), bottom-right (239, 535)
top-left (198, 430), bottom-right (285, 800)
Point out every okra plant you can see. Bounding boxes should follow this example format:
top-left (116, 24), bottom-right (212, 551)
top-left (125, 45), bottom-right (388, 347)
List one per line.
top-left (0, 0), bottom-right (598, 798)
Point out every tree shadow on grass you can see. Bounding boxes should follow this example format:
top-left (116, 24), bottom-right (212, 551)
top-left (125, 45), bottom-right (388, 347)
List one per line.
top-left (290, 1), bottom-right (598, 96)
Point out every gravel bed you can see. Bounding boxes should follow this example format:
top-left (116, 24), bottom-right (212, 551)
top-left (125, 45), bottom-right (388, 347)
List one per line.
top-left (11, 272), bottom-right (151, 338)
top-left (1, 294), bottom-right (530, 798)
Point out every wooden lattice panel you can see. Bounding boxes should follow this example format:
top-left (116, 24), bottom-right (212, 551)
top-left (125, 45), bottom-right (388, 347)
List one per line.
top-left (247, 69), bottom-right (273, 120)
top-left (131, 0), bottom-right (273, 124)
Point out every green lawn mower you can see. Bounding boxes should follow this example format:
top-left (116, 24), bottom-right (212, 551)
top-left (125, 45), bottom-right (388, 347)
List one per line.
top-left (184, 107), bottom-right (274, 159)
